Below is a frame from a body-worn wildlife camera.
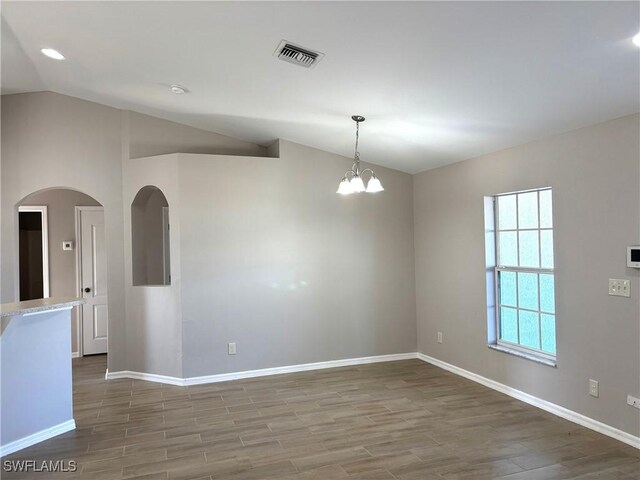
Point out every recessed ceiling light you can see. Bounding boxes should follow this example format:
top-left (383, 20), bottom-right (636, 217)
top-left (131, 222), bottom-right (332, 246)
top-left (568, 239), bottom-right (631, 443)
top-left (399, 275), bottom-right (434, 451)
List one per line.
top-left (40, 48), bottom-right (65, 60)
top-left (633, 32), bottom-right (640, 48)
top-left (170, 84), bottom-right (187, 94)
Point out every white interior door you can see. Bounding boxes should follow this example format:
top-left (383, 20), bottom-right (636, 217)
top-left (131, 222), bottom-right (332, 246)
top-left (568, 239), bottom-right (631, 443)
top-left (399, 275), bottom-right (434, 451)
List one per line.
top-left (79, 208), bottom-right (108, 355)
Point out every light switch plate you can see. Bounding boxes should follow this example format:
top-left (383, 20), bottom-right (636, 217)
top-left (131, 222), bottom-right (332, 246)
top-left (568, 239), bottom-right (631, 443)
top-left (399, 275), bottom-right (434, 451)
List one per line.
top-left (437, 332), bottom-right (443, 344)
top-left (228, 342), bottom-right (236, 355)
top-left (627, 395), bottom-right (640, 409)
top-left (608, 279), bottom-right (630, 297)
top-left (589, 379), bottom-right (599, 398)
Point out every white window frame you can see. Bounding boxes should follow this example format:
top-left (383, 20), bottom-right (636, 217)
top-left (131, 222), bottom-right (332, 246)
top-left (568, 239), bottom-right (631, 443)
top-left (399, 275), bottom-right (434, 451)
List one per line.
top-left (493, 187), bottom-right (556, 362)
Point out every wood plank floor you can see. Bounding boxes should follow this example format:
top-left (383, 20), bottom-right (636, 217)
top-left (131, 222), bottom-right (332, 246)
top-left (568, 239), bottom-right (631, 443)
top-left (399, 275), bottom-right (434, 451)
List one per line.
top-left (2, 355), bottom-right (638, 479)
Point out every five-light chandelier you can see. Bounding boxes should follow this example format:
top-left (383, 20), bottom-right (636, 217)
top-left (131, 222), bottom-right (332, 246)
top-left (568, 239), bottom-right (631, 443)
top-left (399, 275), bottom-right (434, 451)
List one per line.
top-left (336, 115), bottom-right (384, 195)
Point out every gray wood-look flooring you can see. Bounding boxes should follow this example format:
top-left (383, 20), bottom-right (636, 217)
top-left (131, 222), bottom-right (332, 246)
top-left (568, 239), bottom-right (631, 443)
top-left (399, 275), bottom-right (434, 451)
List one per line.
top-left (2, 355), bottom-right (638, 479)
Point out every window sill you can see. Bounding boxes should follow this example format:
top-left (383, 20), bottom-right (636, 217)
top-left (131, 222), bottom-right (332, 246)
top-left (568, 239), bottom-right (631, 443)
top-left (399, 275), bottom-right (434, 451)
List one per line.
top-left (488, 344), bottom-right (557, 367)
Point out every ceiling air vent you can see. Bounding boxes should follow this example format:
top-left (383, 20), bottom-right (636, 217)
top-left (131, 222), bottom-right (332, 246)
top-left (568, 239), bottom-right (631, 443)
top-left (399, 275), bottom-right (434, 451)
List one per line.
top-left (274, 40), bottom-right (324, 69)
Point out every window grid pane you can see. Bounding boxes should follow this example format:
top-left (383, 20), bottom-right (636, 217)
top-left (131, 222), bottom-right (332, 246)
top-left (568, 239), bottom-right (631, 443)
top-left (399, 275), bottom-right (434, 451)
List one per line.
top-left (541, 314), bottom-right (556, 354)
top-left (517, 191), bottom-right (538, 229)
top-left (499, 271), bottom-right (517, 307)
top-left (518, 231), bottom-right (539, 268)
top-left (498, 195), bottom-right (517, 230)
top-left (495, 188), bottom-right (555, 357)
top-left (519, 310), bottom-right (540, 349)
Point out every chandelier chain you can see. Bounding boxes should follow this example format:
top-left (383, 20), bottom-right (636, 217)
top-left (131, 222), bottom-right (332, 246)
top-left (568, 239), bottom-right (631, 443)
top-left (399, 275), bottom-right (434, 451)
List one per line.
top-left (354, 121), bottom-right (360, 161)
top-left (336, 114), bottom-right (383, 194)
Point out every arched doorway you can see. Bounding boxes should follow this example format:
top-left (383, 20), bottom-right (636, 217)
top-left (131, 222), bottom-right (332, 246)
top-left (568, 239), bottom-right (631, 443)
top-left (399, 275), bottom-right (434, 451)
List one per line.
top-left (17, 187), bottom-right (108, 358)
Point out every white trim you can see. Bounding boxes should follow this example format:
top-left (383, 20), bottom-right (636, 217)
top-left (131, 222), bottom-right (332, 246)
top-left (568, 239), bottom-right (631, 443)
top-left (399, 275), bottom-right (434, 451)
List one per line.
top-left (106, 353), bottom-right (418, 387)
top-left (186, 353), bottom-right (417, 386)
top-left (0, 420), bottom-right (75, 457)
top-left (71, 352), bottom-right (80, 358)
top-left (416, 353), bottom-right (640, 449)
top-left (103, 352), bottom-right (639, 450)
top-left (107, 370), bottom-right (184, 386)
top-left (489, 343), bottom-right (556, 367)
top-left (75, 207), bottom-right (82, 357)
top-left (17, 206), bottom-right (50, 299)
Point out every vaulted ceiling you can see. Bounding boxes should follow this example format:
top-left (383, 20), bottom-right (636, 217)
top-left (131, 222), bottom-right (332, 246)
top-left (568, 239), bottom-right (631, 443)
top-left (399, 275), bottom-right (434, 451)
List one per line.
top-left (2, 1), bottom-right (639, 173)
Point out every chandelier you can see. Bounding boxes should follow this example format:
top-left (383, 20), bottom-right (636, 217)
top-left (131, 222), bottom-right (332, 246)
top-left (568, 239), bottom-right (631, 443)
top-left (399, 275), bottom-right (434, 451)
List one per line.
top-left (336, 116), bottom-right (384, 195)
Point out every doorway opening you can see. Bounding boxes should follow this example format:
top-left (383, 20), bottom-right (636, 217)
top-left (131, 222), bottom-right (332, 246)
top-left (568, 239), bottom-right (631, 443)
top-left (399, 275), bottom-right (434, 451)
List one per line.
top-left (17, 188), bottom-right (108, 360)
top-left (18, 206), bottom-right (49, 300)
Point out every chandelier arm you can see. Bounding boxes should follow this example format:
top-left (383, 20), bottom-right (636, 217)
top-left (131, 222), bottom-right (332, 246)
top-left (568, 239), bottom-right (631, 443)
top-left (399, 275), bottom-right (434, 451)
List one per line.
top-left (360, 168), bottom-right (375, 178)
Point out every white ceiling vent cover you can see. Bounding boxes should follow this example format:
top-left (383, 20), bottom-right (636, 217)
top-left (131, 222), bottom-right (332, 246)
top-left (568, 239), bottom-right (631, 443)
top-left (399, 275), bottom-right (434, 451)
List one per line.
top-left (274, 40), bottom-right (324, 69)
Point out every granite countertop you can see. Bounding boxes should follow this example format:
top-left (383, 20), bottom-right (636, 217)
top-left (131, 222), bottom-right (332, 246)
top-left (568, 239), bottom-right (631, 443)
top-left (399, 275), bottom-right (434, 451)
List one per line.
top-left (0, 297), bottom-right (85, 317)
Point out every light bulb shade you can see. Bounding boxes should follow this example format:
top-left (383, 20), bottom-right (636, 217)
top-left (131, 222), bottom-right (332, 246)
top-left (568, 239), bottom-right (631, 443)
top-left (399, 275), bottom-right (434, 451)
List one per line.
top-left (366, 175), bottom-right (384, 193)
top-left (337, 178), bottom-right (354, 195)
top-left (350, 176), bottom-right (365, 193)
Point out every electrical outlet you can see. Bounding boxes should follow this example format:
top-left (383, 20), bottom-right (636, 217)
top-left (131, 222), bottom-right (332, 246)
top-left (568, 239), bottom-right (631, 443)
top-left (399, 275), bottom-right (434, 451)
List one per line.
top-left (627, 395), bottom-right (640, 409)
top-left (589, 379), bottom-right (599, 398)
top-left (608, 279), bottom-right (630, 297)
top-left (228, 342), bottom-right (236, 355)
top-left (437, 332), bottom-right (443, 344)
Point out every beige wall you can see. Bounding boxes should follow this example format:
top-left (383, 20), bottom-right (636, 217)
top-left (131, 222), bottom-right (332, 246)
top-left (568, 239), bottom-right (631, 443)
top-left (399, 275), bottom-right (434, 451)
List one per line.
top-left (131, 187), bottom-right (169, 286)
top-left (1, 91), bottom-right (267, 372)
top-left (124, 155), bottom-right (184, 377)
top-left (1, 92), bottom-right (127, 370)
top-left (20, 189), bottom-right (101, 353)
top-left (128, 111), bottom-right (266, 159)
top-left (413, 114), bottom-right (640, 437)
top-left (144, 190), bottom-right (168, 285)
top-left (122, 143), bottom-right (417, 378)
top-left (179, 141), bottom-right (417, 377)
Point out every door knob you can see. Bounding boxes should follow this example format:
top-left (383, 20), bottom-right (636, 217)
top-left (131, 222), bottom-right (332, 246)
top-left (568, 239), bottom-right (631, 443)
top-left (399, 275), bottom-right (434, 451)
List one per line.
top-left (84, 287), bottom-right (91, 293)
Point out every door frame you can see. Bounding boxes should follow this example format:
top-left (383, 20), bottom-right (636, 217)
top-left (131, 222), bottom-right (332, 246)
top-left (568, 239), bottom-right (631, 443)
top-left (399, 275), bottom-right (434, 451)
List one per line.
top-left (75, 205), bottom-right (105, 357)
top-left (17, 205), bottom-right (50, 299)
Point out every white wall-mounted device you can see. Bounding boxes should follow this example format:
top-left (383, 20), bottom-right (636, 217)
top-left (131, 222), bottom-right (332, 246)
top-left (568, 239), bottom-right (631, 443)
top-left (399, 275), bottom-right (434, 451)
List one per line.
top-left (627, 246), bottom-right (640, 268)
top-left (62, 240), bottom-right (74, 251)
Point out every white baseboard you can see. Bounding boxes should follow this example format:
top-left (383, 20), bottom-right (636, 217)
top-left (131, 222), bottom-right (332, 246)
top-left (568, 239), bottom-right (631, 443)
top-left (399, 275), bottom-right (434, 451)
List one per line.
top-left (416, 353), bottom-right (640, 450)
top-left (106, 370), bottom-right (184, 386)
top-left (71, 352), bottom-right (79, 358)
top-left (186, 352), bottom-right (417, 386)
top-left (0, 419), bottom-right (76, 458)
top-left (104, 351), bottom-right (638, 450)
top-left (106, 352), bottom-right (418, 387)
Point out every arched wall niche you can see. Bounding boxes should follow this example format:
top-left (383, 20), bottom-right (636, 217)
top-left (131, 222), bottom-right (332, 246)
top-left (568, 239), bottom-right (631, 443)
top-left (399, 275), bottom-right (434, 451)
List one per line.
top-left (131, 185), bottom-right (171, 286)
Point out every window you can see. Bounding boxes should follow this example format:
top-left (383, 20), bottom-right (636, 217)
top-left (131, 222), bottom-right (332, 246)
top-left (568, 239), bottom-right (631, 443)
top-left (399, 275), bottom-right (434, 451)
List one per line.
top-left (493, 188), bottom-right (556, 361)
